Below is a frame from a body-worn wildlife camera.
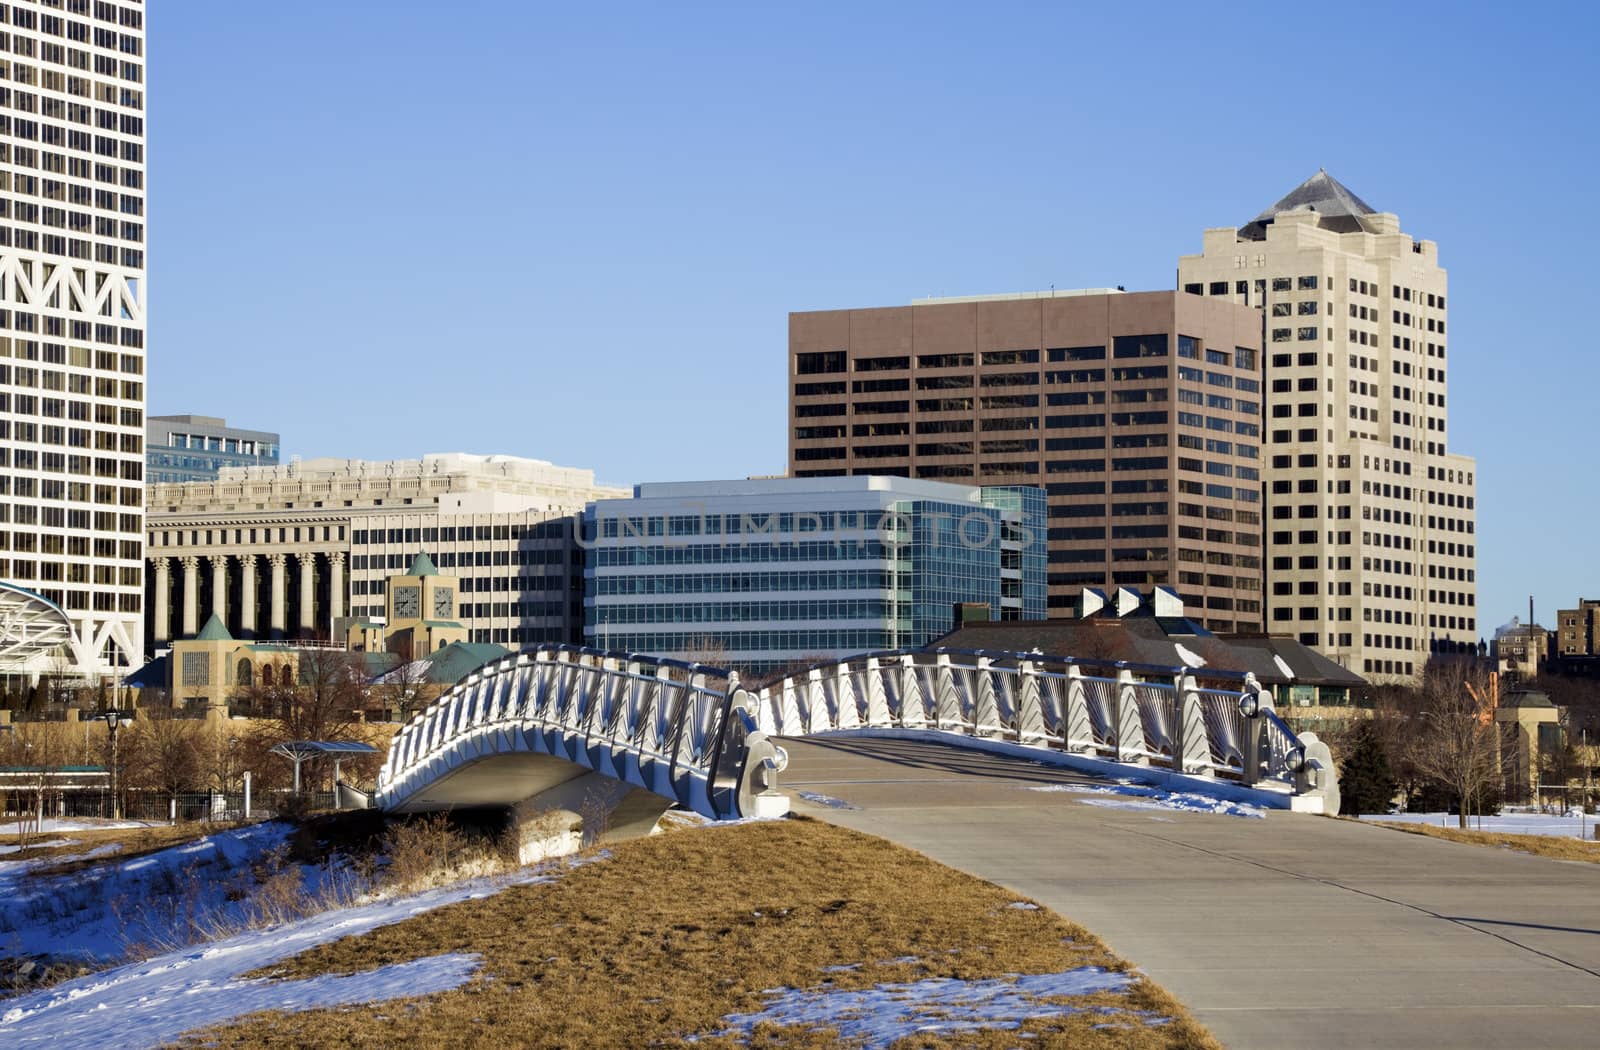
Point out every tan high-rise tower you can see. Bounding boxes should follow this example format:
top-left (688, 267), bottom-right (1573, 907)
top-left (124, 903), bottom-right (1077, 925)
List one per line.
top-left (1178, 172), bottom-right (1477, 679)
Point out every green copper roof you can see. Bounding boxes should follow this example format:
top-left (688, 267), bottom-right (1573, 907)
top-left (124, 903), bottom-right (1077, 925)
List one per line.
top-left (422, 641), bottom-right (510, 684)
top-left (407, 551), bottom-right (438, 577)
top-left (195, 614), bottom-right (233, 641)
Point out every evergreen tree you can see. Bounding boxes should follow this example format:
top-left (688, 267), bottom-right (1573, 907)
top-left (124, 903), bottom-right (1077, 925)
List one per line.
top-left (1340, 719), bottom-right (1398, 816)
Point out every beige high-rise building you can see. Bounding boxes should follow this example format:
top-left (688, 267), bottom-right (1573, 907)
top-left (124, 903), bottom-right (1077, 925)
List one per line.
top-left (1178, 171), bottom-right (1477, 679)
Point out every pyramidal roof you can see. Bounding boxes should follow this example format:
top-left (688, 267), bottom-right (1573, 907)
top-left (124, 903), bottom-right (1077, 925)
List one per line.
top-left (407, 551), bottom-right (438, 577)
top-left (1238, 170), bottom-right (1380, 241)
top-left (195, 613), bottom-right (233, 641)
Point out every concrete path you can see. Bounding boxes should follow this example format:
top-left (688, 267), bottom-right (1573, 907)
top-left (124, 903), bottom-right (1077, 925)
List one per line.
top-left (781, 735), bottom-right (1600, 1050)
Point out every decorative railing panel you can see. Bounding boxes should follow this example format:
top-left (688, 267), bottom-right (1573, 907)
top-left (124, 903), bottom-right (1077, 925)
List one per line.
top-left (752, 648), bottom-right (1338, 805)
top-left (376, 645), bottom-right (786, 820)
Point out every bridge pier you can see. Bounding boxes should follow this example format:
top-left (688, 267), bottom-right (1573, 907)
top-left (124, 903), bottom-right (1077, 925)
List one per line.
top-left (510, 770), bottom-right (674, 864)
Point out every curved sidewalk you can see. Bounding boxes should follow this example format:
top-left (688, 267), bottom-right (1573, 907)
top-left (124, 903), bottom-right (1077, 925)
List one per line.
top-left (781, 735), bottom-right (1600, 1050)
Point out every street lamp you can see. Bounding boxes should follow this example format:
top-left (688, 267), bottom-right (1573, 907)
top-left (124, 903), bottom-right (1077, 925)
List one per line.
top-left (104, 709), bottom-right (122, 821)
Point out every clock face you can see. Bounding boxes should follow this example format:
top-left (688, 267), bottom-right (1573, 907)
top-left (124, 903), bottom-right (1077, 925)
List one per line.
top-left (393, 586), bottom-right (420, 618)
top-left (432, 587), bottom-right (454, 618)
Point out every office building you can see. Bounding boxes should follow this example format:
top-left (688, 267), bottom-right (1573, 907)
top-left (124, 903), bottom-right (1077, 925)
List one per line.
top-left (1557, 599), bottom-right (1600, 658)
top-left (144, 453), bottom-right (626, 651)
top-left (788, 289), bottom-right (1265, 633)
top-left (0, 1), bottom-right (147, 677)
top-left (145, 414), bottom-right (279, 482)
top-left (583, 476), bottom-right (1046, 674)
top-left (1177, 170), bottom-right (1477, 678)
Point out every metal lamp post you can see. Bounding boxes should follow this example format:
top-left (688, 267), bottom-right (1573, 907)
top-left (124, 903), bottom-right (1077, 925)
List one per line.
top-left (104, 709), bottom-right (121, 821)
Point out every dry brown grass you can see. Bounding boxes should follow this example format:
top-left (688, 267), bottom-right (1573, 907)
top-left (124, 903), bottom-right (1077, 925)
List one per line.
top-left (1373, 820), bottom-right (1600, 863)
top-left (5, 822), bottom-right (242, 875)
top-left (178, 817), bottom-right (1219, 1050)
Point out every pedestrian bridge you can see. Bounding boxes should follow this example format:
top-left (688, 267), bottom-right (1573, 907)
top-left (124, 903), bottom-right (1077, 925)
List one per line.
top-left (375, 643), bottom-right (1339, 842)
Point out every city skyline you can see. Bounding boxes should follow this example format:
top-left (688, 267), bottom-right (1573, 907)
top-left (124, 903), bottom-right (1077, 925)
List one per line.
top-left (152, 2), bottom-right (1600, 638)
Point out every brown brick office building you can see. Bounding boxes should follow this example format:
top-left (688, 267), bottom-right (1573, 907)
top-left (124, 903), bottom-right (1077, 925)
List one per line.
top-left (788, 290), bottom-right (1267, 631)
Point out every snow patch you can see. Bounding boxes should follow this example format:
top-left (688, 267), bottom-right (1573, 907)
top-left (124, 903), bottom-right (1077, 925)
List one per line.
top-left (0, 839), bottom-right (74, 856)
top-left (701, 968), bottom-right (1140, 1046)
top-left (0, 820), bottom-right (148, 835)
top-left (0, 858), bottom-right (592, 1049)
top-left (1173, 644), bottom-right (1206, 668)
top-left (1026, 782), bottom-right (1265, 819)
top-left (796, 791), bottom-right (859, 811)
top-left (1362, 811), bottom-right (1600, 840)
top-left (1272, 654), bottom-right (1296, 680)
top-left (0, 822), bottom-right (301, 964)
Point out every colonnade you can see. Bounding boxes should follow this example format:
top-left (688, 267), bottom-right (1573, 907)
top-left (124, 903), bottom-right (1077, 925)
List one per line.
top-left (147, 550), bottom-right (345, 644)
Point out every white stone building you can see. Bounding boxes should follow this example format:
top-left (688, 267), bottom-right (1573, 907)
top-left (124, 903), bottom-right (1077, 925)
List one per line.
top-left (1178, 171), bottom-right (1478, 679)
top-left (145, 453), bottom-right (627, 651)
top-left (0, 1), bottom-right (148, 676)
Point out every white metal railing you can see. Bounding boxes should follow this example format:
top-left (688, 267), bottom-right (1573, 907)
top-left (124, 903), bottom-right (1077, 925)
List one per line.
top-left (375, 644), bottom-right (1339, 821)
top-left (751, 648), bottom-right (1338, 798)
top-left (375, 645), bottom-right (785, 819)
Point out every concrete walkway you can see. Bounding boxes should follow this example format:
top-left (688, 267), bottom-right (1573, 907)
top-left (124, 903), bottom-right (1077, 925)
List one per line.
top-left (781, 735), bottom-right (1600, 1050)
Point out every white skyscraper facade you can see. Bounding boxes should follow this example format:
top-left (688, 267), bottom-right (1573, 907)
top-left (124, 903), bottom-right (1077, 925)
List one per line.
top-left (0, 1), bottom-right (147, 675)
top-left (1179, 173), bottom-right (1477, 681)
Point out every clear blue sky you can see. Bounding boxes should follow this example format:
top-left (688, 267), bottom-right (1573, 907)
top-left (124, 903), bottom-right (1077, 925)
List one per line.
top-left (152, 1), bottom-right (1597, 637)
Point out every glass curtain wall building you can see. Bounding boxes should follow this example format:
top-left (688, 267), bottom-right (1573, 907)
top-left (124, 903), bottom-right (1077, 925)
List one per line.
top-left (583, 476), bottom-right (1046, 675)
top-left (145, 414), bottom-right (280, 483)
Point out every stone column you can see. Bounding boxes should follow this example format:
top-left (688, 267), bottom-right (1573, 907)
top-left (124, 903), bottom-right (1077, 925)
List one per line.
top-left (179, 556), bottom-right (199, 638)
top-left (152, 557), bottom-right (171, 644)
top-left (208, 554), bottom-right (228, 626)
top-left (268, 554), bottom-right (287, 638)
top-left (239, 554), bottom-right (259, 637)
top-left (296, 552), bottom-right (316, 635)
top-left (327, 551), bottom-right (345, 632)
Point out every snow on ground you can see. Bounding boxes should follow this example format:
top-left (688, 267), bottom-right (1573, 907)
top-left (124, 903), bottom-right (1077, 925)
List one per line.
top-left (795, 791), bottom-right (860, 811)
top-left (0, 839), bottom-right (74, 857)
top-left (1362, 811), bottom-right (1600, 840)
top-left (1026, 782), bottom-right (1267, 819)
top-left (702, 968), bottom-right (1158, 1046)
top-left (0, 822), bottom-right (306, 963)
top-left (0, 819), bottom-right (148, 835)
top-left (0, 858), bottom-right (598, 1050)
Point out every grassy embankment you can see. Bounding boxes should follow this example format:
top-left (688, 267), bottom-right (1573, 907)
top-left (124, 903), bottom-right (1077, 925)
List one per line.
top-left (181, 816), bottom-right (1220, 1049)
top-left (1373, 820), bottom-right (1600, 863)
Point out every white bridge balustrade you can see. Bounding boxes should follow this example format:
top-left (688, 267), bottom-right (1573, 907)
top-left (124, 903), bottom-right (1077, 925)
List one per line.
top-left (751, 648), bottom-right (1340, 814)
top-left (376, 644), bottom-right (1340, 834)
top-left (375, 646), bottom-right (790, 829)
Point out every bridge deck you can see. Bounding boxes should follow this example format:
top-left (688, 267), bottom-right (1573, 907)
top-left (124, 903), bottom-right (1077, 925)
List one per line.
top-left (782, 735), bottom-right (1600, 1050)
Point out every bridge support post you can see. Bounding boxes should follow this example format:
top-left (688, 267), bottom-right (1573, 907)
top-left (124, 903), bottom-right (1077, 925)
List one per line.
top-left (864, 658), bottom-right (890, 726)
top-left (1115, 669), bottom-right (1146, 765)
top-left (898, 655), bottom-right (925, 728)
top-left (1064, 665), bottom-right (1092, 753)
top-left (934, 653), bottom-right (961, 731)
top-left (1016, 660), bottom-right (1046, 746)
top-left (1176, 672), bottom-right (1212, 776)
top-left (973, 656), bottom-right (1001, 738)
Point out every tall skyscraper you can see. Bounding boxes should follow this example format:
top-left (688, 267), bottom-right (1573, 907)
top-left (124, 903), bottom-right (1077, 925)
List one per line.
top-left (787, 290), bottom-right (1266, 632)
top-left (0, 1), bottom-right (147, 677)
top-left (1177, 171), bottom-right (1477, 679)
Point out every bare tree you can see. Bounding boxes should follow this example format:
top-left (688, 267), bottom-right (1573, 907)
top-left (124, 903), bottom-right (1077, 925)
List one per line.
top-left (241, 648), bottom-right (374, 794)
top-left (3, 722), bottom-right (71, 847)
top-left (374, 654), bottom-right (431, 724)
top-left (1401, 661), bottom-right (1500, 829)
top-left (126, 713), bottom-right (204, 816)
